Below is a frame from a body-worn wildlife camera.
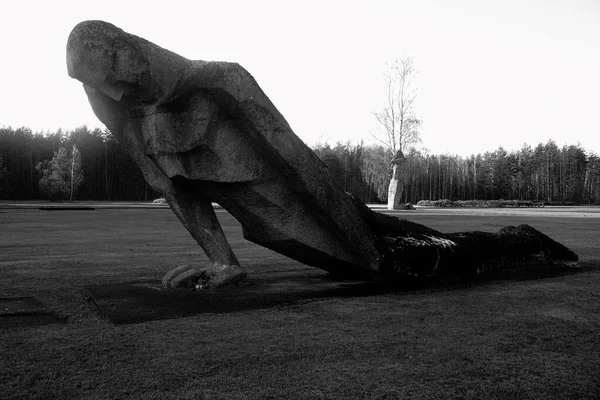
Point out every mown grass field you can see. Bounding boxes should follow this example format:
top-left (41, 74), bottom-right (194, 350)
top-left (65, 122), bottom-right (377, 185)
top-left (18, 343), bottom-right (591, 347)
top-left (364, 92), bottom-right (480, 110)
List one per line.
top-left (1, 205), bottom-right (599, 399)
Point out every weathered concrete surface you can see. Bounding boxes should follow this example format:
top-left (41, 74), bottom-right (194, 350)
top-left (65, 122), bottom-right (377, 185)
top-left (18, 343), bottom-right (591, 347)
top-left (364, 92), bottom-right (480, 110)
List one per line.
top-left (161, 264), bottom-right (247, 289)
top-left (67, 21), bottom-right (578, 287)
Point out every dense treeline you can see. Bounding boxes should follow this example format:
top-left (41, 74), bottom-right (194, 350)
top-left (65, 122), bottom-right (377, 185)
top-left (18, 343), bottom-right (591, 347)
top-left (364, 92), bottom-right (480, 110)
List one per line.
top-left (314, 141), bottom-right (600, 205)
top-left (1, 125), bottom-right (599, 204)
top-left (0, 126), bottom-right (159, 201)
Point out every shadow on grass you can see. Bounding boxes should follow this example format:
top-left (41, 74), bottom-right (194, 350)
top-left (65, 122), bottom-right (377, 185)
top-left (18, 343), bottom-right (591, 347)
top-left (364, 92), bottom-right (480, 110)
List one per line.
top-left (0, 297), bottom-right (67, 329)
top-left (84, 261), bottom-right (599, 325)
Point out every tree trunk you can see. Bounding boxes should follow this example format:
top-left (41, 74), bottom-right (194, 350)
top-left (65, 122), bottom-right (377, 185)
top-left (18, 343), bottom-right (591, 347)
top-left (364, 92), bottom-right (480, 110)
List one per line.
top-left (70, 150), bottom-right (75, 202)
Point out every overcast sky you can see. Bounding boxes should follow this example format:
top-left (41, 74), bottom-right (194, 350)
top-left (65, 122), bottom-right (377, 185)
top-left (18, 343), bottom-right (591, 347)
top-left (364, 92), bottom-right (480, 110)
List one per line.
top-left (2, 0), bottom-right (598, 156)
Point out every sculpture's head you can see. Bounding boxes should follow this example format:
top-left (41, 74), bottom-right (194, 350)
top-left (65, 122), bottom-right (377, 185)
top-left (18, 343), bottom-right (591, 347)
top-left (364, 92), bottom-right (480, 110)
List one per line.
top-left (67, 20), bottom-right (188, 104)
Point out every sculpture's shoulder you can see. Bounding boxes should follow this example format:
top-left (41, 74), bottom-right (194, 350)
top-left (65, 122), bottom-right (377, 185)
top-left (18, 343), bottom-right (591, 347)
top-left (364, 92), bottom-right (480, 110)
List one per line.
top-left (180, 60), bottom-right (274, 114)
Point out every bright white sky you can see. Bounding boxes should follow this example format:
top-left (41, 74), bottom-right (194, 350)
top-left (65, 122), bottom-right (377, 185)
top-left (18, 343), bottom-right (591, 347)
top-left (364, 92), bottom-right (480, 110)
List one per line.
top-left (1, 0), bottom-right (599, 157)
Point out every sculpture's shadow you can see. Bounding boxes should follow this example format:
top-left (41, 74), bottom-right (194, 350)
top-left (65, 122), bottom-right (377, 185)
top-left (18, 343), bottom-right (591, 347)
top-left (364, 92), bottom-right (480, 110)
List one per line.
top-left (84, 263), bottom-right (595, 325)
top-left (85, 273), bottom-right (397, 325)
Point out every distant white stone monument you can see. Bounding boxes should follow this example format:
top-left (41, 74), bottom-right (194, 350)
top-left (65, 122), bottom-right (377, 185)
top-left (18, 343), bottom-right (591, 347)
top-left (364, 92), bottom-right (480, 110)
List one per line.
top-left (387, 151), bottom-right (406, 210)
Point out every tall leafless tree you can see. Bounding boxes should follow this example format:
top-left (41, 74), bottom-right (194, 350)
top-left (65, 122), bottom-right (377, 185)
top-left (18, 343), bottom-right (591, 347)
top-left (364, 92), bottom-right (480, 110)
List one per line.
top-left (373, 57), bottom-right (422, 206)
top-left (373, 57), bottom-right (422, 156)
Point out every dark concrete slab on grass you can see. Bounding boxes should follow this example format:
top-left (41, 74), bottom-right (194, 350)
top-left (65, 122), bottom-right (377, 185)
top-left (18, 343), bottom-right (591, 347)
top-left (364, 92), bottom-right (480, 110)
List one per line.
top-left (83, 263), bottom-right (591, 326)
top-left (84, 276), bottom-right (405, 325)
top-left (0, 297), bottom-right (65, 329)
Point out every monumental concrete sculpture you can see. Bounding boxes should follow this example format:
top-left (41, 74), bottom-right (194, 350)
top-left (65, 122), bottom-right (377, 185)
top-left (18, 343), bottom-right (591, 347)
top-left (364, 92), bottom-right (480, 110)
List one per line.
top-left (67, 21), bottom-right (578, 289)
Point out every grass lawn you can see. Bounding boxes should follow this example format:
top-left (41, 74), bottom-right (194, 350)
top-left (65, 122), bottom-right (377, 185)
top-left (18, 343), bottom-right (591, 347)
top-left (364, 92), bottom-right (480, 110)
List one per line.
top-left (1, 206), bottom-right (599, 399)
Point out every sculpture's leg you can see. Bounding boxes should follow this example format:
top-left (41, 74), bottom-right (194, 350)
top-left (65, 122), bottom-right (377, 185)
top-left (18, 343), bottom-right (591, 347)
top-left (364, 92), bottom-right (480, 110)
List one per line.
top-left (379, 224), bottom-right (578, 280)
top-left (350, 197), bottom-right (578, 281)
top-left (162, 189), bottom-right (247, 289)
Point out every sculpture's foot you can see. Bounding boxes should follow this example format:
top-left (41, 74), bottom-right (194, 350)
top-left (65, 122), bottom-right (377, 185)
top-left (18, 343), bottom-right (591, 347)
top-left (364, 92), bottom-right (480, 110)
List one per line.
top-left (162, 264), bottom-right (247, 290)
top-left (496, 224), bottom-right (579, 267)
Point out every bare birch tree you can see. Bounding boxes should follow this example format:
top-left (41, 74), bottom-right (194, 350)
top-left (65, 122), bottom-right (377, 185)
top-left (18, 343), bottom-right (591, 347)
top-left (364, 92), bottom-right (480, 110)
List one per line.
top-left (373, 57), bottom-right (422, 155)
top-left (373, 57), bottom-right (422, 208)
top-left (69, 145), bottom-right (84, 201)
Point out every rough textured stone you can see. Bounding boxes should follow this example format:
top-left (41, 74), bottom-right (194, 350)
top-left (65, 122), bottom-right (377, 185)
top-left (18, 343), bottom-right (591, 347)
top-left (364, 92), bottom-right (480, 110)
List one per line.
top-left (162, 265), bottom-right (200, 288)
top-left (162, 264), bottom-right (247, 289)
top-left (168, 268), bottom-right (203, 289)
top-left (209, 265), bottom-right (248, 288)
top-left (67, 21), bottom-right (579, 287)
